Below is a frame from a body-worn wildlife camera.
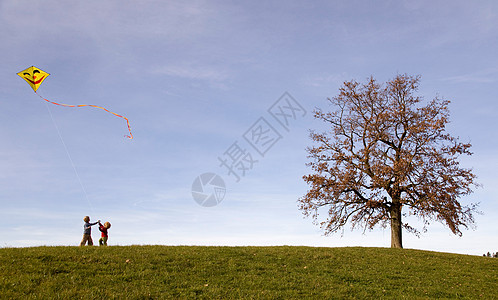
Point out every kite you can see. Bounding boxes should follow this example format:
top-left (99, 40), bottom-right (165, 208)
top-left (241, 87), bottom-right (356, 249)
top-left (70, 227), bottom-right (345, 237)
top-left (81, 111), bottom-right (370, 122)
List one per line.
top-left (17, 66), bottom-right (133, 139)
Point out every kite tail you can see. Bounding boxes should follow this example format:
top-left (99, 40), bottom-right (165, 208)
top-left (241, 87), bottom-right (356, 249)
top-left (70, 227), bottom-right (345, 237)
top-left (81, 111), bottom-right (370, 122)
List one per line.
top-left (35, 91), bottom-right (133, 139)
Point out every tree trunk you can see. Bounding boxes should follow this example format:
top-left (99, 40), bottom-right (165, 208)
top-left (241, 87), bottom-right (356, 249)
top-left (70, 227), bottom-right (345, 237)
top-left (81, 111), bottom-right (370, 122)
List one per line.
top-left (390, 203), bottom-right (403, 248)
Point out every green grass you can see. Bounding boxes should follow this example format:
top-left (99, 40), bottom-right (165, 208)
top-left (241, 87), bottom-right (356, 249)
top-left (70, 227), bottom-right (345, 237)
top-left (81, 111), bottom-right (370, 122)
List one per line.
top-left (0, 246), bottom-right (496, 299)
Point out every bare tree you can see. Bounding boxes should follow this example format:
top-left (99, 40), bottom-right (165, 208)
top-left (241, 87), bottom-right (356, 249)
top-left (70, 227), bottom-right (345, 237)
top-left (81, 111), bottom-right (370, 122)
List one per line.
top-left (299, 74), bottom-right (479, 248)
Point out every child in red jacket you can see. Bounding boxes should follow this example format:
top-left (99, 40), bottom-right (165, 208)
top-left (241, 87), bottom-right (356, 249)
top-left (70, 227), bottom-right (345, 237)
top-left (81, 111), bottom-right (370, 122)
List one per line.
top-left (98, 221), bottom-right (111, 246)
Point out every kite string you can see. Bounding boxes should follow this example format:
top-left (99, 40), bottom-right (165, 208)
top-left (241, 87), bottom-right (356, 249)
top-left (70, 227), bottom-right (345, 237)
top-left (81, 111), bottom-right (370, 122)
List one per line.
top-left (43, 101), bottom-right (96, 215)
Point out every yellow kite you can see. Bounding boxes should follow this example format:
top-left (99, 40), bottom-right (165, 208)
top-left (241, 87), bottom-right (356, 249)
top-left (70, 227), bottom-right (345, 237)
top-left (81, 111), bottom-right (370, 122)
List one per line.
top-left (17, 66), bottom-right (133, 139)
top-left (17, 66), bottom-right (50, 92)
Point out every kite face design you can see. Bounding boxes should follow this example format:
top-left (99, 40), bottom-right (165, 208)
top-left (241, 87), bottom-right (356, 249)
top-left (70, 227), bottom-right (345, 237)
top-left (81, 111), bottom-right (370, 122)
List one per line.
top-left (17, 66), bottom-right (50, 92)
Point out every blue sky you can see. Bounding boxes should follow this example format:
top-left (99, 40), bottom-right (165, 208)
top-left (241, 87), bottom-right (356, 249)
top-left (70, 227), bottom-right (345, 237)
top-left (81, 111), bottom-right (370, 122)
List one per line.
top-left (1, 0), bottom-right (497, 255)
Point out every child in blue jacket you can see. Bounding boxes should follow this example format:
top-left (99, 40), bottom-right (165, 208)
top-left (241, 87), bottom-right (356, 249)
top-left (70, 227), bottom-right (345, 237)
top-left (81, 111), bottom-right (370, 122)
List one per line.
top-left (79, 216), bottom-right (99, 246)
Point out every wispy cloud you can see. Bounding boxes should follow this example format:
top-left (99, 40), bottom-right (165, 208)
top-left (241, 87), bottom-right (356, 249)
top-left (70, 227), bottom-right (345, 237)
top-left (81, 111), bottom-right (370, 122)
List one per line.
top-left (441, 68), bottom-right (498, 84)
top-left (301, 73), bottom-right (349, 88)
top-left (153, 63), bottom-right (230, 82)
top-left (0, 1), bottom-right (214, 40)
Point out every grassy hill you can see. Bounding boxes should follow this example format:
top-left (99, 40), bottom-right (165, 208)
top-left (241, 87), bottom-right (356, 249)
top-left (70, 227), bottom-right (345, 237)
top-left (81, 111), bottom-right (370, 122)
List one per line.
top-left (0, 246), bottom-right (496, 299)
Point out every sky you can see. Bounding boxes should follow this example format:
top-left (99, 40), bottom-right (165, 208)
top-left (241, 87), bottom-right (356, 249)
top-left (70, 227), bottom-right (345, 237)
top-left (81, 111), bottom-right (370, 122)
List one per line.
top-left (1, 0), bottom-right (497, 256)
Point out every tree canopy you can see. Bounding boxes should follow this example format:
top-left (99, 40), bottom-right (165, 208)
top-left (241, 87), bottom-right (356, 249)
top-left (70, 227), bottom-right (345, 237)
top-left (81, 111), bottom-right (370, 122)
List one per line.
top-left (299, 74), bottom-right (479, 248)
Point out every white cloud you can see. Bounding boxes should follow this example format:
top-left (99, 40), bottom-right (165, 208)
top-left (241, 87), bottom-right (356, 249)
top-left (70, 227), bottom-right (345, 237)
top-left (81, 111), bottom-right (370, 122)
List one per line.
top-left (301, 73), bottom-right (349, 88)
top-left (0, 1), bottom-right (214, 41)
top-left (441, 68), bottom-right (498, 84)
top-left (152, 63), bottom-right (230, 83)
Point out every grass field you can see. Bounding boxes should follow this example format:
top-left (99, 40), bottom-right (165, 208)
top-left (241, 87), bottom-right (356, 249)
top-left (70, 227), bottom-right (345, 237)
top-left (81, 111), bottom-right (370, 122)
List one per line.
top-left (0, 246), bottom-right (496, 299)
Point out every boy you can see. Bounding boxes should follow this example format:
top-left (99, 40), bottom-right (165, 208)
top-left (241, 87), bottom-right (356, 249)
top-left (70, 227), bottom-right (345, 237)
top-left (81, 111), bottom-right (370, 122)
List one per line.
top-left (80, 216), bottom-right (99, 246)
top-left (98, 221), bottom-right (111, 246)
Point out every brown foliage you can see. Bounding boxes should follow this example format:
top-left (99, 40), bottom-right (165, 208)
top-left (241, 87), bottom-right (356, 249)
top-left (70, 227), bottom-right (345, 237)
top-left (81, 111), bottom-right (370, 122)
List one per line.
top-left (299, 74), bottom-right (479, 247)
